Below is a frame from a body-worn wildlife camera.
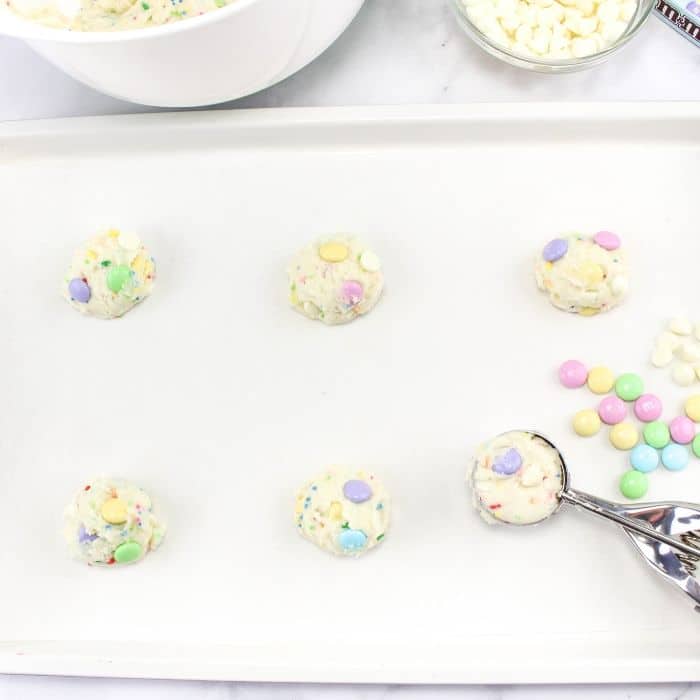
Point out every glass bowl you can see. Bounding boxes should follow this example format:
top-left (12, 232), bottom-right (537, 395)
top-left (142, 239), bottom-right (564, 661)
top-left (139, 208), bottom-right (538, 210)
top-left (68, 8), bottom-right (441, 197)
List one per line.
top-left (452, 0), bottom-right (655, 72)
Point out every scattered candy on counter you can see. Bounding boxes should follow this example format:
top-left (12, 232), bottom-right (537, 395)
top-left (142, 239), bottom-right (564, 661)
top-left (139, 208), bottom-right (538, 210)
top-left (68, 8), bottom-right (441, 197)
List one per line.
top-left (661, 443), bottom-right (689, 472)
top-left (644, 420), bottom-right (670, 449)
top-left (573, 408), bottom-right (601, 436)
top-left (633, 394), bottom-right (662, 422)
top-left (598, 395), bottom-right (627, 425)
top-left (559, 360), bottom-right (696, 500)
top-left (615, 373), bottom-right (644, 402)
top-left (609, 422), bottom-right (639, 450)
top-left (559, 359), bottom-right (589, 388)
top-left (619, 469), bottom-right (648, 499)
top-left (587, 365), bottom-right (615, 394)
top-left (629, 444), bottom-right (659, 473)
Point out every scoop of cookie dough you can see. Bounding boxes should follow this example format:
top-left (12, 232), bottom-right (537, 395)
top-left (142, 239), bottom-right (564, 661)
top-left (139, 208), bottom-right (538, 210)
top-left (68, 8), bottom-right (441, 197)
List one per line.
top-left (294, 467), bottom-right (390, 557)
top-left (63, 229), bottom-right (155, 319)
top-left (470, 431), bottom-right (564, 525)
top-left (534, 231), bottom-right (628, 315)
top-left (64, 477), bottom-right (166, 566)
top-left (287, 236), bottom-right (384, 325)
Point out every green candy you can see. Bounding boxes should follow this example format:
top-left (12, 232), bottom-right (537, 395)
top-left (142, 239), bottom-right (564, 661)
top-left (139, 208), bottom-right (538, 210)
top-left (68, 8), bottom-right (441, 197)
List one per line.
top-left (113, 540), bottom-right (143, 564)
top-left (644, 421), bottom-right (670, 449)
top-left (693, 434), bottom-right (700, 458)
top-left (615, 373), bottom-right (644, 402)
top-left (106, 264), bottom-right (131, 293)
top-left (620, 470), bottom-right (648, 500)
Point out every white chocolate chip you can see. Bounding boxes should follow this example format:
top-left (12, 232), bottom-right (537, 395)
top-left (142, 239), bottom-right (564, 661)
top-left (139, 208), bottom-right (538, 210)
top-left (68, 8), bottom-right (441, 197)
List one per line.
top-left (610, 274), bottom-right (628, 297)
top-left (600, 19), bottom-right (627, 41)
top-left (520, 464), bottom-right (545, 487)
top-left (679, 341), bottom-right (700, 363)
top-left (620, 0), bottom-right (636, 19)
top-left (571, 36), bottom-right (598, 56)
top-left (656, 331), bottom-right (682, 351)
top-left (672, 363), bottom-right (696, 387)
top-left (359, 250), bottom-right (381, 273)
top-left (669, 317), bottom-right (693, 335)
top-left (651, 345), bottom-right (673, 368)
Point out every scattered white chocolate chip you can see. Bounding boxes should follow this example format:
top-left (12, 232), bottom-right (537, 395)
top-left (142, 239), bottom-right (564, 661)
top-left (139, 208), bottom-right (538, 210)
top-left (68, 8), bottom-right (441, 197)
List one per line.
top-left (656, 331), bottom-right (682, 351)
top-left (610, 274), bottom-right (628, 297)
top-left (670, 317), bottom-right (693, 335)
top-left (672, 363), bottom-right (696, 387)
top-left (679, 340), bottom-right (700, 363)
top-left (651, 345), bottom-right (673, 368)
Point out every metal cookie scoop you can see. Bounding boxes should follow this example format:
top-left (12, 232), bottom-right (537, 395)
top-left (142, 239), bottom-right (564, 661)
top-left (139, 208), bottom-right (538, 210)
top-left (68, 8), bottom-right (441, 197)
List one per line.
top-left (473, 431), bottom-right (700, 609)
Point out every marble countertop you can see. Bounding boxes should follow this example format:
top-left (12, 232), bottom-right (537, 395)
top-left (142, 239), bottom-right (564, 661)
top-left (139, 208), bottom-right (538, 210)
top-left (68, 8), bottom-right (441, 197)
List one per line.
top-left (0, 0), bottom-right (699, 121)
top-left (1, 0), bottom-right (699, 696)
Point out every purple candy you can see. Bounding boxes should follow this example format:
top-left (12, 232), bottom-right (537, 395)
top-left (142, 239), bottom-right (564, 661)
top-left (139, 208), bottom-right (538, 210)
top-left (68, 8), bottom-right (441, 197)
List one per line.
top-left (492, 448), bottom-right (523, 476)
top-left (687, 0), bottom-right (700, 15)
top-left (343, 479), bottom-right (373, 504)
top-left (68, 277), bottom-right (91, 304)
top-left (78, 525), bottom-right (98, 544)
top-left (340, 280), bottom-right (364, 306)
top-left (542, 238), bottom-right (568, 263)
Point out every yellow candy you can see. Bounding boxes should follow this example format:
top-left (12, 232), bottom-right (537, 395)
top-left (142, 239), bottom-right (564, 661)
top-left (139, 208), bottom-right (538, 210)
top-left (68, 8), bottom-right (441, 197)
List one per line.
top-left (100, 497), bottom-right (128, 525)
top-left (685, 395), bottom-right (700, 422)
top-left (86, 249), bottom-right (98, 260)
top-left (290, 288), bottom-right (299, 306)
top-left (609, 422), bottom-right (639, 450)
top-left (544, 262), bottom-right (553, 270)
top-left (580, 262), bottom-right (604, 286)
top-left (328, 502), bottom-right (343, 521)
top-left (587, 366), bottom-right (615, 394)
top-left (318, 242), bottom-right (349, 263)
top-left (572, 409), bottom-right (601, 437)
top-left (579, 307), bottom-right (599, 317)
top-left (107, 229), bottom-right (120, 239)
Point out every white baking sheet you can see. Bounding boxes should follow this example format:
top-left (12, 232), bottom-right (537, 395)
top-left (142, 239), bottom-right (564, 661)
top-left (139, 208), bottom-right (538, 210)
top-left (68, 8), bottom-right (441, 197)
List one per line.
top-left (1, 104), bottom-right (699, 684)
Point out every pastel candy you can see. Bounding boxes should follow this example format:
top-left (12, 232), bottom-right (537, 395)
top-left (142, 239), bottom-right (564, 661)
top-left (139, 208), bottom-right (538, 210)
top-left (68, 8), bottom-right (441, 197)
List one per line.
top-left (68, 278), bottom-right (91, 304)
top-left (340, 280), bottom-right (364, 306)
top-left (634, 394), bottom-right (662, 422)
top-left (492, 448), bottom-right (522, 475)
top-left (630, 444), bottom-right (659, 473)
top-left (661, 443), bottom-right (689, 471)
top-left (593, 231), bottom-right (621, 251)
top-left (559, 360), bottom-right (588, 388)
top-left (113, 540), bottom-right (143, 564)
top-left (542, 238), bottom-right (568, 262)
top-left (343, 480), bottom-right (373, 504)
top-left (670, 416), bottom-right (695, 444)
top-left (77, 525), bottom-right (98, 543)
top-left (598, 395), bottom-right (626, 425)
top-left (338, 529), bottom-right (368, 552)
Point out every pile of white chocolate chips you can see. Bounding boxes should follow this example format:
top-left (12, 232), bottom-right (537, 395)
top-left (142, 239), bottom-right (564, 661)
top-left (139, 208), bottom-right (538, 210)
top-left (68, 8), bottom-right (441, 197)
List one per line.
top-left (459, 0), bottom-right (637, 59)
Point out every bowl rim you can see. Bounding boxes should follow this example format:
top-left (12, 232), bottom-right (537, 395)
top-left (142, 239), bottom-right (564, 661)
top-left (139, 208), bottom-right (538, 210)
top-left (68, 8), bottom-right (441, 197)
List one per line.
top-left (0, 0), bottom-right (264, 43)
top-left (452, 0), bottom-right (655, 68)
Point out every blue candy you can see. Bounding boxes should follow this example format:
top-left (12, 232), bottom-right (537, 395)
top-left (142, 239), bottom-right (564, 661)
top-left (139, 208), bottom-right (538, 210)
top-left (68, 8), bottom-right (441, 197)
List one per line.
top-left (630, 444), bottom-right (659, 473)
top-left (492, 448), bottom-right (522, 476)
top-left (661, 443), bottom-right (689, 472)
top-left (338, 528), bottom-right (368, 553)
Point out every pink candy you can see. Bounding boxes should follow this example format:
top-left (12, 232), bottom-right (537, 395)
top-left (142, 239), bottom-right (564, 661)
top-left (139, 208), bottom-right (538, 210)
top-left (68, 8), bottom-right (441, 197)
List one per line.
top-left (559, 360), bottom-right (588, 389)
top-left (593, 231), bottom-right (621, 251)
top-left (598, 396), bottom-right (627, 425)
top-left (634, 394), bottom-right (663, 422)
top-left (340, 280), bottom-right (364, 306)
top-left (670, 416), bottom-right (695, 444)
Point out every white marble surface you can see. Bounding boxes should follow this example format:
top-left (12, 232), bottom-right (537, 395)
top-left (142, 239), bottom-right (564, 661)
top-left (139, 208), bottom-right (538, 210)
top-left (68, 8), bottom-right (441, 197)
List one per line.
top-left (1, 0), bottom-right (700, 697)
top-left (0, 0), bottom-right (699, 121)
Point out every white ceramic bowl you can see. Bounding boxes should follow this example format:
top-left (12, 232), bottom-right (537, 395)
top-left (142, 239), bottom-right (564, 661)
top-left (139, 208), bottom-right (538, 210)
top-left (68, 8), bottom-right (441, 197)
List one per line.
top-left (0, 0), bottom-right (365, 107)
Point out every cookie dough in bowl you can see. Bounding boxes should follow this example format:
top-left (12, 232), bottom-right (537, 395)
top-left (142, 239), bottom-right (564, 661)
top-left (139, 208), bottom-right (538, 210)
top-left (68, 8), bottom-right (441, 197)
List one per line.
top-left (294, 468), bottom-right (390, 557)
top-left (470, 431), bottom-right (565, 525)
top-left (287, 236), bottom-right (384, 325)
top-left (535, 231), bottom-right (628, 315)
top-left (63, 230), bottom-right (155, 319)
top-left (64, 477), bottom-right (166, 566)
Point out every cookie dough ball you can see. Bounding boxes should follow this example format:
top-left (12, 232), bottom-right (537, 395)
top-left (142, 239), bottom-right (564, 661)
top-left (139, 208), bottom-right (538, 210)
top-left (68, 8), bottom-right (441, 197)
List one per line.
top-left (64, 477), bottom-right (166, 566)
top-left (63, 229), bottom-right (155, 319)
top-left (287, 236), bottom-right (384, 325)
top-left (470, 431), bottom-right (564, 525)
top-left (294, 467), bottom-right (390, 557)
top-left (534, 231), bottom-right (628, 315)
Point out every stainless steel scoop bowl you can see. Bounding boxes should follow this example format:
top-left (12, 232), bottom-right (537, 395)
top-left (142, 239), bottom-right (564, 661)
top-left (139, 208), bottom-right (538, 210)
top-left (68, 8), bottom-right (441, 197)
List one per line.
top-left (474, 431), bottom-right (700, 609)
